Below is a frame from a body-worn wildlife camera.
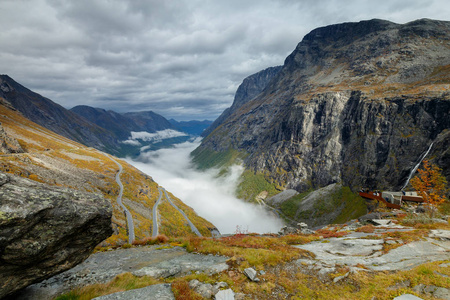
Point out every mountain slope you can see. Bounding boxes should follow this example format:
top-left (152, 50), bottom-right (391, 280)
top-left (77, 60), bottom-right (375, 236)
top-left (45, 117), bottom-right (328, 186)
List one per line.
top-left (193, 19), bottom-right (450, 200)
top-left (70, 105), bottom-right (142, 140)
top-left (123, 111), bottom-right (174, 132)
top-left (0, 75), bottom-right (119, 153)
top-left (0, 99), bottom-right (216, 245)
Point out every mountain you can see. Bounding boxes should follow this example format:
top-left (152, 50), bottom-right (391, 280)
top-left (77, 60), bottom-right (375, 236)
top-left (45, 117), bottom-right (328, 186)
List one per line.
top-left (123, 111), bottom-right (174, 132)
top-left (0, 75), bottom-right (119, 153)
top-left (193, 19), bottom-right (450, 223)
top-left (201, 66), bottom-right (282, 137)
top-left (0, 75), bottom-right (188, 156)
top-left (70, 105), bottom-right (175, 140)
top-left (0, 97), bottom-right (215, 243)
top-left (70, 105), bottom-right (142, 140)
top-left (170, 119), bottom-right (213, 136)
top-left (0, 91), bottom-right (217, 297)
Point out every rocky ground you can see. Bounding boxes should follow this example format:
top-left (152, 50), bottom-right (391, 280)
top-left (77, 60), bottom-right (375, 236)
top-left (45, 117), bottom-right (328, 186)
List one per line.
top-left (14, 213), bottom-right (450, 300)
top-left (15, 245), bottom-right (229, 300)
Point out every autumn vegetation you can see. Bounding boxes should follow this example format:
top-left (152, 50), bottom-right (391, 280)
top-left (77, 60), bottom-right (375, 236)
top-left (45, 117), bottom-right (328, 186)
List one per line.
top-left (410, 160), bottom-right (449, 209)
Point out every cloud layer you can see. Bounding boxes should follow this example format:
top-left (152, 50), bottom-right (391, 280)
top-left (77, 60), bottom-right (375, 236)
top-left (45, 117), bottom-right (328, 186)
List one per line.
top-left (1, 0), bottom-right (449, 120)
top-left (126, 139), bottom-right (284, 234)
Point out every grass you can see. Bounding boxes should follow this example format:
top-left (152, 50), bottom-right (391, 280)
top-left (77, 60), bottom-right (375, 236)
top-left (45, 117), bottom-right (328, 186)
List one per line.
top-left (54, 272), bottom-right (161, 300)
top-left (332, 187), bottom-right (368, 223)
top-left (56, 221), bottom-right (449, 300)
top-left (191, 147), bottom-right (245, 170)
top-left (183, 234), bottom-right (317, 271)
top-left (279, 190), bottom-right (311, 219)
top-left (278, 185), bottom-right (367, 225)
top-left (236, 170), bottom-right (280, 201)
top-left (171, 280), bottom-right (203, 300)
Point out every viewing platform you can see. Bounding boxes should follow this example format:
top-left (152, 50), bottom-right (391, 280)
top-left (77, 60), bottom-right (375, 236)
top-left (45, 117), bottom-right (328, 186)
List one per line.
top-left (359, 190), bottom-right (424, 209)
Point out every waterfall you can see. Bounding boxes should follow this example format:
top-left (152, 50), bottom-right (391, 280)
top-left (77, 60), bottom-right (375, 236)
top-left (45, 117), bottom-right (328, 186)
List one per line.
top-left (401, 142), bottom-right (434, 190)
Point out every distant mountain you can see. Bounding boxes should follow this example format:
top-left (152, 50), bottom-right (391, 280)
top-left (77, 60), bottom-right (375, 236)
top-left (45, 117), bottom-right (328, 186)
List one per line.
top-left (0, 75), bottom-right (192, 156)
top-left (71, 106), bottom-right (188, 154)
top-left (70, 106), bottom-right (175, 140)
top-left (170, 119), bottom-right (213, 136)
top-left (70, 106), bottom-right (141, 140)
top-left (201, 66), bottom-right (282, 137)
top-left (123, 111), bottom-right (174, 132)
top-left (0, 75), bottom-right (119, 153)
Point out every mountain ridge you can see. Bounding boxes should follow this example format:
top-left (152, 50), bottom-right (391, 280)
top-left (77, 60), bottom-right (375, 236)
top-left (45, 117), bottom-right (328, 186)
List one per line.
top-left (193, 18), bottom-right (450, 222)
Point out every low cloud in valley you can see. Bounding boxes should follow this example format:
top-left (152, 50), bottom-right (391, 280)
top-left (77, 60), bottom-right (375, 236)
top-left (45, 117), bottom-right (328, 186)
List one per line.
top-left (126, 139), bottom-right (284, 234)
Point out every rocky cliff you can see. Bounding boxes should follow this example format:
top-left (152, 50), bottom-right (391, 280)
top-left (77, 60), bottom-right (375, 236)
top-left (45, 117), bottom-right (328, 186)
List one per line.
top-left (201, 66), bottom-right (282, 137)
top-left (194, 19), bottom-right (450, 195)
top-left (0, 172), bottom-right (112, 298)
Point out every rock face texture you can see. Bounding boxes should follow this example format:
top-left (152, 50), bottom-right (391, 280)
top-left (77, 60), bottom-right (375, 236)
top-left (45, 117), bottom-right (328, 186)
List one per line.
top-left (202, 66), bottom-right (282, 137)
top-left (0, 122), bottom-right (24, 154)
top-left (0, 172), bottom-right (112, 298)
top-left (16, 245), bottom-right (228, 300)
top-left (194, 19), bottom-right (450, 192)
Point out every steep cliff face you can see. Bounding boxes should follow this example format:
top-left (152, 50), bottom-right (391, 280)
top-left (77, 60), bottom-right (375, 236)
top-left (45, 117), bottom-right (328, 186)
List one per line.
top-left (195, 19), bottom-right (450, 194)
top-left (202, 66), bottom-right (282, 137)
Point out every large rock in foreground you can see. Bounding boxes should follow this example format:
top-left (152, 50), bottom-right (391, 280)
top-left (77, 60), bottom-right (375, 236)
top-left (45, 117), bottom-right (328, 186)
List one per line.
top-left (0, 172), bottom-right (112, 298)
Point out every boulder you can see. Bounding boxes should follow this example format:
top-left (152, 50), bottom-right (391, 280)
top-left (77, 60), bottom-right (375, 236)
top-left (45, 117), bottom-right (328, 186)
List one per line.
top-left (244, 267), bottom-right (260, 282)
top-left (278, 226), bottom-right (299, 235)
top-left (0, 172), bottom-right (112, 298)
top-left (215, 289), bottom-right (235, 300)
top-left (92, 284), bottom-right (174, 300)
top-left (189, 279), bottom-right (228, 299)
top-left (393, 294), bottom-right (423, 300)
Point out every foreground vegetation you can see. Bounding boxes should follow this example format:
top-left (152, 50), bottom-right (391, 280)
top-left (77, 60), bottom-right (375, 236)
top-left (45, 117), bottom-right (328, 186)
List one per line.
top-left (57, 215), bottom-right (450, 300)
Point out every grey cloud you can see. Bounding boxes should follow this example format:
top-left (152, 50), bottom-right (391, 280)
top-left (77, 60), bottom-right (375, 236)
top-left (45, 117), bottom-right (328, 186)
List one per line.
top-left (1, 0), bottom-right (449, 121)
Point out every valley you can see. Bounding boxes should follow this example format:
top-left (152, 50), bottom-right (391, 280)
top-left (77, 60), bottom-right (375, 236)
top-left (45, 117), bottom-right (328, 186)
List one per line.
top-left (1, 16), bottom-right (449, 300)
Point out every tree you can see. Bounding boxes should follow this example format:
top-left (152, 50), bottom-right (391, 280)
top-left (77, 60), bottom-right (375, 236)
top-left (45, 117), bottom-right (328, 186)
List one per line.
top-left (410, 160), bottom-right (448, 207)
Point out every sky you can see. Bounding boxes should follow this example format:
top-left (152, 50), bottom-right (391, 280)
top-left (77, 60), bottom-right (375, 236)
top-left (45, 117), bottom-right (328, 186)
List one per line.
top-left (126, 139), bottom-right (284, 234)
top-left (1, 0), bottom-right (449, 121)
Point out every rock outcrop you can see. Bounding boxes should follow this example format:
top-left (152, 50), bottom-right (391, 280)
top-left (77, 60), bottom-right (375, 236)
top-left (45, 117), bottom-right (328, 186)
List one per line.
top-left (201, 66), bottom-right (282, 138)
top-left (15, 245), bottom-right (228, 300)
top-left (194, 19), bottom-right (450, 193)
top-left (0, 172), bottom-right (112, 298)
top-left (0, 122), bottom-right (24, 154)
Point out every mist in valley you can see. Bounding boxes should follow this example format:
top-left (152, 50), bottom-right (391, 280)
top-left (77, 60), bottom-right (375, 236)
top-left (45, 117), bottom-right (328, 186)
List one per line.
top-left (126, 139), bottom-right (284, 234)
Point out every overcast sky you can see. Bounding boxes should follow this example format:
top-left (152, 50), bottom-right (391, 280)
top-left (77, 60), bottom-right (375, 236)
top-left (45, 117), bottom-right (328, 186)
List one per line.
top-left (1, 0), bottom-right (449, 120)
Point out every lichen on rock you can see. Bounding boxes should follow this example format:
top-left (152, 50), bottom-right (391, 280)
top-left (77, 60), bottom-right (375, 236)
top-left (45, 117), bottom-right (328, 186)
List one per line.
top-left (0, 172), bottom-right (113, 298)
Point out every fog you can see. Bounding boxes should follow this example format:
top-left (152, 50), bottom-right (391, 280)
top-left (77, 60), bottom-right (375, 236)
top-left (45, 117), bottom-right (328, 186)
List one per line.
top-left (125, 139), bottom-right (284, 234)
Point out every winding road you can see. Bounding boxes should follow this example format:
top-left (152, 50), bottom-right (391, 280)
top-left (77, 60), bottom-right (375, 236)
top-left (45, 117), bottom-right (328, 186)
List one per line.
top-left (151, 187), bottom-right (202, 237)
top-left (152, 188), bottom-right (163, 237)
top-left (105, 154), bottom-right (135, 244)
